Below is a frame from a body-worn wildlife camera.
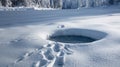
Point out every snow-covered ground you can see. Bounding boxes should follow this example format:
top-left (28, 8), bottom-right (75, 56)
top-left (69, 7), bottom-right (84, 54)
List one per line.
top-left (0, 6), bottom-right (120, 67)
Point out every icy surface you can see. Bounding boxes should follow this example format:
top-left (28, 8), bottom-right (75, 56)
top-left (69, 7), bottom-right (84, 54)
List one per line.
top-left (0, 6), bottom-right (120, 67)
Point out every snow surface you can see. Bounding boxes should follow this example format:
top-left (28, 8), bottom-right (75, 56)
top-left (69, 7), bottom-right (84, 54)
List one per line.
top-left (0, 6), bottom-right (120, 67)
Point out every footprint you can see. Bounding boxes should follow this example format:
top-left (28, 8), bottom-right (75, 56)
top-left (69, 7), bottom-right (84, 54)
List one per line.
top-left (15, 56), bottom-right (24, 63)
top-left (64, 45), bottom-right (73, 55)
top-left (54, 50), bottom-right (65, 67)
top-left (53, 43), bottom-right (61, 52)
top-left (56, 56), bottom-right (65, 66)
top-left (12, 42), bottom-right (73, 67)
top-left (39, 59), bottom-right (48, 67)
top-left (44, 48), bottom-right (55, 60)
top-left (59, 50), bottom-right (65, 56)
top-left (15, 51), bottom-right (34, 63)
top-left (47, 44), bottom-right (52, 47)
top-left (25, 52), bottom-right (34, 57)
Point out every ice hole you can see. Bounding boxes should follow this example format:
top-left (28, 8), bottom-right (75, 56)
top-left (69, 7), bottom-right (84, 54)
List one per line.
top-left (48, 28), bottom-right (107, 43)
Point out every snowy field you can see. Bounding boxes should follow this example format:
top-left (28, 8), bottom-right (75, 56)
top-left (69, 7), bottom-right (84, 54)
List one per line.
top-left (0, 6), bottom-right (120, 67)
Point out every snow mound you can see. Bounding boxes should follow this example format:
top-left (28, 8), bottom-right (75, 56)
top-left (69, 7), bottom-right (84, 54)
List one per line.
top-left (48, 28), bottom-right (107, 43)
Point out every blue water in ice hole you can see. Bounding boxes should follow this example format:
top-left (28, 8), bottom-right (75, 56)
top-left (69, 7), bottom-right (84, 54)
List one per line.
top-left (49, 35), bottom-right (97, 43)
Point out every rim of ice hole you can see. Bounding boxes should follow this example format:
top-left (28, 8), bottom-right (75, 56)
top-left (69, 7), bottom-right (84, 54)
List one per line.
top-left (48, 28), bottom-right (107, 43)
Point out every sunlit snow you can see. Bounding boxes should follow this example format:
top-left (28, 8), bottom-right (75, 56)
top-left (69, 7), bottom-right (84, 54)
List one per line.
top-left (0, 5), bottom-right (120, 67)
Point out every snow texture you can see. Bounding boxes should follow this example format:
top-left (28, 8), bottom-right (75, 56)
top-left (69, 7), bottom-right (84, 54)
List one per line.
top-left (0, 5), bottom-right (120, 67)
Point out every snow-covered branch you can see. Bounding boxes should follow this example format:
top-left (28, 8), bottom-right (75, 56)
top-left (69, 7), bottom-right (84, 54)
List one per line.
top-left (0, 0), bottom-right (119, 9)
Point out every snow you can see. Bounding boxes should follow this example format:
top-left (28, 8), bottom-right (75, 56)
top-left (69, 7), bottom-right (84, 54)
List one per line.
top-left (0, 0), bottom-right (120, 9)
top-left (0, 7), bottom-right (34, 11)
top-left (0, 6), bottom-right (120, 67)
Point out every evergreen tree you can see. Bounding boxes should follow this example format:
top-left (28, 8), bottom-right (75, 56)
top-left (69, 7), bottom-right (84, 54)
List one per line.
top-left (0, 0), bottom-right (119, 8)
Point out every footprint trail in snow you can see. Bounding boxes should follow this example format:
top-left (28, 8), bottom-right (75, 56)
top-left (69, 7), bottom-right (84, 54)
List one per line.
top-left (10, 42), bottom-right (73, 67)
